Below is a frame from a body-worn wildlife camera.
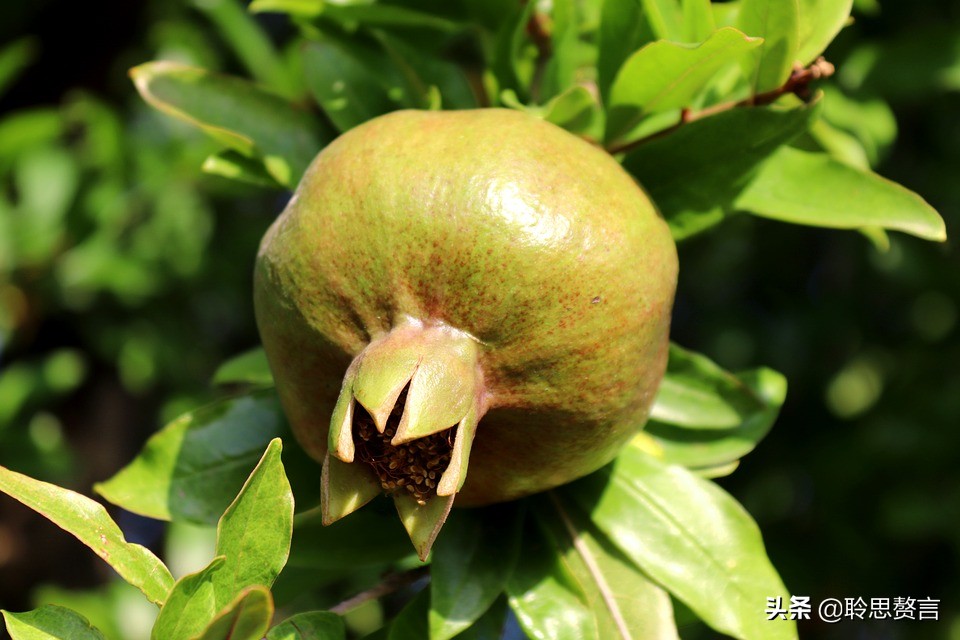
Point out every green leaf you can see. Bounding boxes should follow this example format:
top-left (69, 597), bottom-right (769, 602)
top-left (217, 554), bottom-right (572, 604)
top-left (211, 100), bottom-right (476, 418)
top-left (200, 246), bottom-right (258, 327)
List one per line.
top-left (95, 390), bottom-right (289, 524)
top-left (249, 0), bottom-right (323, 18)
top-left (540, 0), bottom-right (578, 102)
top-left (212, 347), bottom-right (274, 387)
top-left (735, 147), bottom-right (947, 241)
top-left (266, 611), bottom-right (346, 640)
top-left (319, 4), bottom-right (466, 35)
top-left (569, 450), bottom-right (796, 640)
top-left (288, 504), bottom-right (415, 570)
top-left (302, 39), bottom-right (398, 133)
top-left (607, 28), bottom-right (762, 142)
top-left (646, 367), bottom-right (787, 470)
top-left (212, 439), bottom-right (293, 608)
top-left (374, 32), bottom-right (477, 110)
top-left (429, 505), bottom-right (522, 640)
top-left (202, 150), bottom-right (284, 188)
top-left (194, 0), bottom-right (299, 99)
top-left (505, 519), bottom-right (597, 640)
top-left (196, 586), bottom-right (274, 640)
top-left (642, 0), bottom-right (686, 42)
top-left (388, 589), bottom-right (430, 640)
top-left (2, 605), bottom-right (106, 640)
top-left (738, 0), bottom-right (800, 93)
top-left (622, 100), bottom-right (820, 240)
top-left (151, 557), bottom-right (225, 640)
top-left (796, 0), bottom-right (852, 64)
top-left (0, 37), bottom-right (38, 98)
top-left (131, 61), bottom-right (328, 187)
top-left (652, 343), bottom-right (772, 429)
top-left (491, 0), bottom-right (536, 101)
top-left (533, 493), bottom-right (679, 639)
top-left (0, 465), bottom-right (173, 607)
top-left (597, 0), bottom-right (654, 103)
top-left (682, 0), bottom-right (716, 43)
top-left (450, 598), bottom-right (508, 640)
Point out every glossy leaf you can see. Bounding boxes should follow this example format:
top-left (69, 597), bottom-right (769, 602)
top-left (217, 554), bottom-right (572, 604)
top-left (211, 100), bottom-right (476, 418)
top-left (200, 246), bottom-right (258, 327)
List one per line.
top-left (796, 0), bottom-right (852, 64)
top-left (569, 450), bottom-right (795, 640)
top-left (533, 493), bottom-right (679, 639)
top-left (202, 150), bottom-right (283, 188)
top-left (646, 367), bottom-right (787, 470)
top-left (212, 439), bottom-right (293, 609)
top-left (451, 598), bottom-right (509, 640)
top-left (95, 390), bottom-right (287, 524)
top-left (734, 147), bottom-right (947, 241)
top-left (2, 605), bottom-right (106, 640)
top-left (151, 557), bottom-right (225, 640)
top-left (652, 343), bottom-right (771, 430)
top-left (597, 0), bottom-right (654, 103)
top-left (266, 611), bottom-right (347, 640)
top-left (212, 347), bottom-right (274, 387)
top-left (622, 100), bottom-right (820, 240)
top-left (131, 61), bottom-right (328, 187)
top-left (429, 506), bottom-right (522, 640)
top-left (302, 40), bottom-right (397, 132)
top-left (196, 586), bottom-right (273, 640)
top-left (738, 0), bottom-right (800, 93)
top-left (608, 28), bottom-right (762, 141)
top-left (0, 465), bottom-right (173, 607)
top-left (505, 519), bottom-right (597, 640)
top-left (289, 504), bottom-right (416, 570)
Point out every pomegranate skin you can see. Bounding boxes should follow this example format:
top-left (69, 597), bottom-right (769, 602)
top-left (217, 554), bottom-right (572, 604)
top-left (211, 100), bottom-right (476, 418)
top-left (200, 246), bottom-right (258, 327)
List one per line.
top-left (254, 108), bottom-right (678, 506)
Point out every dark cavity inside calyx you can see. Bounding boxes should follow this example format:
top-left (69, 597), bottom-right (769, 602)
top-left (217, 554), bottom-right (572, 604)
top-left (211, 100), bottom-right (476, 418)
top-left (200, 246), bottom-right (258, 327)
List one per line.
top-left (353, 386), bottom-right (455, 505)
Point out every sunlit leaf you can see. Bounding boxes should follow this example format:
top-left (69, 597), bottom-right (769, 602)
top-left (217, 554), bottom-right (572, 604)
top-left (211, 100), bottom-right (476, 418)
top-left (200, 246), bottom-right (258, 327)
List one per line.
top-left (682, 0), bottom-right (716, 43)
top-left (735, 147), bottom-right (947, 241)
top-left (249, 0), bottom-right (323, 18)
top-left (202, 150), bottom-right (283, 188)
top-left (196, 586), bottom-right (273, 640)
top-left (212, 347), bottom-right (274, 387)
top-left (211, 439), bottom-right (293, 608)
top-left (0, 465), bottom-right (173, 607)
top-left (622, 99), bottom-right (820, 240)
top-left (570, 450), bottom-right (796, 640)
top-left (95, 391), bottom-right (292, 524)
top-left (505, 519), bottom-right (597, 640)
top-left (532, 493), bottom-right (679, 639)
top-left (796, 0), bottom-right (853, 63)
top-left (151, 557), bottom-right (225, 640)
top-left (131, 62), bottom-right (328, 187)
top-left (738, 0), bottom-right (800, 93)
top-left (2, 605), bottom-right (106, 640)
top-left (429, 505), bottom-right (522, 640)
top-left (608, 28), bottom-right (762, 142)
top-left (646, 367), bottom-right (787, 470)
top-left (652, 343), bottom-right (770, 430)
top-left (597, 0), bottom-right (654, 103)
top-left (266, 611), bottom-right (347, 639)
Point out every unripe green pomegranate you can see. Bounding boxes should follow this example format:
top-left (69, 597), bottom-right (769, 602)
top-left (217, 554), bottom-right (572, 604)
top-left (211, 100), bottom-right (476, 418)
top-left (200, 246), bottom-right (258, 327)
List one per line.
top-left (254, 109), bottom-right (678, 558)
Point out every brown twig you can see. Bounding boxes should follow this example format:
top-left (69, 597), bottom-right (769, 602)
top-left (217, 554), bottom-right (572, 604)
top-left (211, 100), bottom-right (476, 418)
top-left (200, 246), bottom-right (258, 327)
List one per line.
top-left (606, 56), bottom-right (836, 156)
top-left (328, 566), bottom-right (430, 615)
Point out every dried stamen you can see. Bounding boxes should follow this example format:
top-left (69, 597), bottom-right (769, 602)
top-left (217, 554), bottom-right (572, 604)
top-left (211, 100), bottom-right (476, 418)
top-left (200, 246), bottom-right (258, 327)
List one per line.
top-left (353, 387), bottom-right (455, 505)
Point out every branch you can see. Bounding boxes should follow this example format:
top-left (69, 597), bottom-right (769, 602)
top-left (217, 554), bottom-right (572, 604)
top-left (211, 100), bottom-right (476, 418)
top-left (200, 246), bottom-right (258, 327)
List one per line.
top-left (606, 57), bottom-right (835, 156)
top-left (328, 566), bottom-right (430, 615)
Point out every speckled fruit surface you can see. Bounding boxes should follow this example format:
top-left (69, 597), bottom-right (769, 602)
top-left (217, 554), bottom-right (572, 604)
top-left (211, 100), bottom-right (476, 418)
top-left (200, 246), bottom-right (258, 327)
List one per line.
top-left (254, 108), bottom-right (678, 509)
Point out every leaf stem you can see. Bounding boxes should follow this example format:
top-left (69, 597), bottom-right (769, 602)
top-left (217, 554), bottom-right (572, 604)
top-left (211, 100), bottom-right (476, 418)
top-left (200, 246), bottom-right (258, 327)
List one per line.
top-left (606, 56), bottom-right (835, 156)
top-left (328, 566), bottom-right (430, 615)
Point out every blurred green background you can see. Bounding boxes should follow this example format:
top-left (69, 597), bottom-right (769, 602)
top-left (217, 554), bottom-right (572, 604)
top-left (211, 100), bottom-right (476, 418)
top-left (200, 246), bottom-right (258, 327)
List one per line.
top-left (0, 0), bottom-right (957, 638)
